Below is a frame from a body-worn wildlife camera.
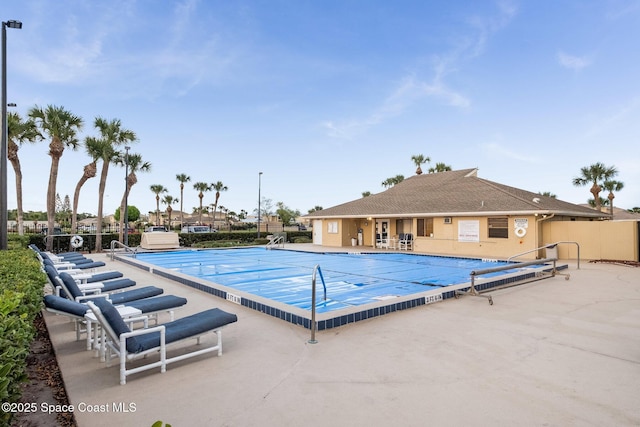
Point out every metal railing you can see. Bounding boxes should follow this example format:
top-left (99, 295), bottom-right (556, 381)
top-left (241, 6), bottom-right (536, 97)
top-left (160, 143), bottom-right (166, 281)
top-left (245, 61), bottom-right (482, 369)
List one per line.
top-left (109, 240), bottom-right (138, 260)
top-left (508, 241), bottom-right (580, 269)
top-left (266, 234), bottom-right (285, 249)
top-left (455, 257), bottom-right (568, 305)
top-left (308, 264), bottom-right (327, 344)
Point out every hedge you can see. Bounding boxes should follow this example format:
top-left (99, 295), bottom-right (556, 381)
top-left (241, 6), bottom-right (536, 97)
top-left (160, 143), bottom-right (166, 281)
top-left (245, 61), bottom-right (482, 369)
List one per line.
top-left (0, 249), bottom-right (47, 425)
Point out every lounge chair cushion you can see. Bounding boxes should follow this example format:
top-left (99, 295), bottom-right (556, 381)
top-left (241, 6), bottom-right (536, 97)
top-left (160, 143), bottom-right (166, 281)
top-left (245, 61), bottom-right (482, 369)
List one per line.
top-left (92, 299), bottom-right (238, 354)
top-left (136, 308), bottom-right (238, 352)
top-left (44, 294), bottom-right (89, 317)
top-left (108, 287), bottom-right (164, 304)
top-left (126, 295), bottom-right (188, 314)
top-left (100, 278), bottom-right (137, 292)
top-left (58, 271), bottom-right (163, 304)
top-left (84, 271), bottom-right (124, 283)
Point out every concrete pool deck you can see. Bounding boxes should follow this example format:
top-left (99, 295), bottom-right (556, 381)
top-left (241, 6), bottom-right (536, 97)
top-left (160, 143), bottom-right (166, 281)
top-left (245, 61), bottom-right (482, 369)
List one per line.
top-left (44, 249), bottom-right (640, 426)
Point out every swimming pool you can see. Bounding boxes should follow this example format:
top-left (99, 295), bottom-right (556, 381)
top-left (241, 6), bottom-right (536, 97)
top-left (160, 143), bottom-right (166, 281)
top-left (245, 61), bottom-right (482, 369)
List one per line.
top-left (123, 248), bottom-right (553, 330)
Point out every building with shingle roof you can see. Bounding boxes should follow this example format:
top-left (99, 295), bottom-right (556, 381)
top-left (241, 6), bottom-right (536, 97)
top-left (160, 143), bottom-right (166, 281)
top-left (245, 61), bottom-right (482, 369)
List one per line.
top-left (305, 168), bottom-right (614, 260)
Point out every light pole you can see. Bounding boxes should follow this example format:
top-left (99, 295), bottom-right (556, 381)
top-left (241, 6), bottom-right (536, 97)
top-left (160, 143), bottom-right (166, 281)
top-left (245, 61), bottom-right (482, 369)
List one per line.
top-left (123, 146), bottom-right (130, 246)
top-left (1, 19), bottom-right (22, 250)
top-left (257, 172), bottom-right (263, 238)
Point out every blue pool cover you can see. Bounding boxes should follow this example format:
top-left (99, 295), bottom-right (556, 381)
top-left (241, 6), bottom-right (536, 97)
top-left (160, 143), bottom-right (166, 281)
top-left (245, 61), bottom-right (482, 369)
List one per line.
top-left (135, 248), bottom-right (532, 314)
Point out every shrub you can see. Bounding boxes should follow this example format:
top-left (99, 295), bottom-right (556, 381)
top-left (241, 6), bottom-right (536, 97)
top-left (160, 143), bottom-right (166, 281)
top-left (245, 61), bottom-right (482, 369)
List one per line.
top-left (0, 249), bottom-right (46, 425)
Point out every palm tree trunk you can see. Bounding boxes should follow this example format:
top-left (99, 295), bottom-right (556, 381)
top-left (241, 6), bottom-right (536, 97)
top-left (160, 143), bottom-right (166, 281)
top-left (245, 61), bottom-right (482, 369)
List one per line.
top-left (95, 162), bottom-right (110, 252)
top-left (9, 155), bottom-right (25, 235)
top-left (46, 156), bottom-right (61, 251)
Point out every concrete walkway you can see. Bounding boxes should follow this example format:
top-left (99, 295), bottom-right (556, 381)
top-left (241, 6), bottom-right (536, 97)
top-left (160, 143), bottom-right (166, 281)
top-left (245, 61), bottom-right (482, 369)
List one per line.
top-left (44, 253), bottom-right (640, 426)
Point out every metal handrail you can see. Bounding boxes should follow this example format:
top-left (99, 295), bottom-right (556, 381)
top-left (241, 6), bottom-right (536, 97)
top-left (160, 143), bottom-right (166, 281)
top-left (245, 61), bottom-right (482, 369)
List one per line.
top-left (109, 240), bottom-right (138, 260)
top-left (308, 264), bottom-right (327, 344)
top-left (266, 234), bottom-right (285, 250)
top-left (508, 241), bottom-right (580, 269)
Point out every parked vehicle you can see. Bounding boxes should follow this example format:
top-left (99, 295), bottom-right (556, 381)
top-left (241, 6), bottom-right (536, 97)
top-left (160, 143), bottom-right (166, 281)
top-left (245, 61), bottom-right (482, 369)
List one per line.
top-left (41, 227), bottom-right (63, 235)
top-left (181, 226), bottom-right (215, 233)
top-left (145, 226), bottom-right (167, 232)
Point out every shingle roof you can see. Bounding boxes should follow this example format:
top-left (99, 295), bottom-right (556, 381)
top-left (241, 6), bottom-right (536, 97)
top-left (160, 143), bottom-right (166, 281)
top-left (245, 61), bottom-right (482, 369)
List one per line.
top-left (306, 168), bottom-right (608, 219)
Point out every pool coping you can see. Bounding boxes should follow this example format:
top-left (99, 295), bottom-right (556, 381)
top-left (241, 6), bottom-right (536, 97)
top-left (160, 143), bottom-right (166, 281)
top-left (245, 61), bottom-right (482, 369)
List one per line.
top-left (115, 249), bottom-right (566, 330)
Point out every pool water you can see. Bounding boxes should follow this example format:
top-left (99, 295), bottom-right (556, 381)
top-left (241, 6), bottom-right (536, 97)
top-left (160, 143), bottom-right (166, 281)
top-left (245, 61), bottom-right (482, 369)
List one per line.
top-left (134, 248), bottom-right (532, 314)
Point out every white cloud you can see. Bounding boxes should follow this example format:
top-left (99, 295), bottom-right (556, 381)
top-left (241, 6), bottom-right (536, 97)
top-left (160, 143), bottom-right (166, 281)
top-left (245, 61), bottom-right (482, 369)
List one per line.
top-left (557, 51), bottom-right (593, 70)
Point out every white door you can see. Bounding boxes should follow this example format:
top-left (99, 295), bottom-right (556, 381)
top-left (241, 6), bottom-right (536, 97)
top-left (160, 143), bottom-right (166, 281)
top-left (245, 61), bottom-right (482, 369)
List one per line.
top-left (313, 220), bottom-right (323, 245)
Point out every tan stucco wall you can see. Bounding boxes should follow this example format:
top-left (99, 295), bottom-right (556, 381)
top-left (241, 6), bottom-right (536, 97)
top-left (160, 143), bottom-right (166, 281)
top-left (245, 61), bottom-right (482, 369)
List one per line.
top-left (543, 220), bottom-right (638, 261)
top-left (411, 215), bottom-right (541, 260)
top-left (315, 215), bottom-right (638, 262)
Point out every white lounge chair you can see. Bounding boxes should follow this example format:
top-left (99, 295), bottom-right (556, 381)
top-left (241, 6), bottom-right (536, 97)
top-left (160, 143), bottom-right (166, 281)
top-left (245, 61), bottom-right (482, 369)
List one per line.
top-left (87, 298), bottom-right (238, 384)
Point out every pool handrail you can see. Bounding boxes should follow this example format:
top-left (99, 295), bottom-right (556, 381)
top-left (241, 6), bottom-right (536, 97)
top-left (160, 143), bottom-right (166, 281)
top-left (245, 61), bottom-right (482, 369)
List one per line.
top-left (110, 240), bottom-right (138, 261)
top-left (309, 264), bottom-right (326, 344)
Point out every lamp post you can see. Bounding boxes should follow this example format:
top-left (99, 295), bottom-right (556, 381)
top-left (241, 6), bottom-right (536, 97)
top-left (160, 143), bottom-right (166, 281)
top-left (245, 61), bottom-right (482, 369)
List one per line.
top-left (257, 171), bottom-right (263, 238)
top-left (123, 146), bottom-right (130, 246)
top-left (1, 19), bottom-right (22, 250)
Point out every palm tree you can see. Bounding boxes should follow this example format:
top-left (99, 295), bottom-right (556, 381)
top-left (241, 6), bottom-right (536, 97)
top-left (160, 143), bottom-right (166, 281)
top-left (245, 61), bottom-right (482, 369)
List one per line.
top-left (7, 112), bottom-right (42, 235)
top-left (382, 175), bottom-right (404, 188)
top-left (88, 118), bottom-right (137, 252)
top-left (411, 154), bottom-right (430, 175)
top-left (150, 185), bottom-right (168, 225)
top-left (210, 181), bottom-right (228, 229)
top-left (29, 105), bottom-right (83, 250)
top-left (538, 191), bottom-right (557, 199)
top-left (602, 180), bottom-right (624, 216)
top-left (193, 182), bottom-right (211, 224)
top-left (118, 153), bottom-right (151, 240)
top-left (161, 195), bottom-right (178, 230)
top-left (71, 139), bottom-right (101, 235)
top-left (428, 162), bottom-right (452, 173)
top-left (572, 162), bottom-right (618, 211)
top-left (176, 173), bottom-right (191, 228)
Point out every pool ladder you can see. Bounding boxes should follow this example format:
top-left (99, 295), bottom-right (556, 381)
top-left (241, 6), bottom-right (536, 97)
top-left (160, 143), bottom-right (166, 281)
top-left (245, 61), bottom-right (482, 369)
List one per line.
top-left (308, 264), bottom-right (327, 344)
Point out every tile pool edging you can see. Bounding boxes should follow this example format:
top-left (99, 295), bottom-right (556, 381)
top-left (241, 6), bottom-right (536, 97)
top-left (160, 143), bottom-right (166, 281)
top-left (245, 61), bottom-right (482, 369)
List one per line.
top-left (115, 253), bottom-right (567, 330)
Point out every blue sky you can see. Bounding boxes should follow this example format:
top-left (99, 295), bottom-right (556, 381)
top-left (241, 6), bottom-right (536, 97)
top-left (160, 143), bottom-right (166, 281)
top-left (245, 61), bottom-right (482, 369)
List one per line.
top-left (4, 0), bottom-right (640, 219)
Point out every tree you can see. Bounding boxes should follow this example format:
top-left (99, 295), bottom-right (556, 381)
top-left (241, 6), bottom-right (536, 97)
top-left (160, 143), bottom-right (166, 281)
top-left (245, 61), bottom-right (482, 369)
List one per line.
top-left (602, 180), bottom-right (624, 216)
top-left (428, 162), bottom-right (452, 173)
top-left (210, 181), bottom-right (228, 229)
top-left (572, 162), bottom-right (618, 211)
top-left (161, 195), bottom-right (179, 230)
top-left (628, 207), bottom-right (640, 214)
top-left (193, 182), bottom-right (210, 224)
top-left (118, 154), bottom-right (151, 241)
top-left (382, 175), bottom-right (404, 188)
top-left (29, 105), bottom-right (83, 250)
top-left (538, 191), bottom-right (557, 199)
top-left (176, 173), bottom-right (191, 228)
top-left (150, 185), bottom-right (168, 225)
top-left (114, 205), bottom-right (140, 222)
top-left (411, 154), bottom-right (430, 175)
top-left (71, 138), bottom-right (101, 235)
top-left (362, 191), bottom-right (371, 197)
top-left (276, 202), bottom-right (301, 226)
top-left (308, 206), bottom-right (323, 214)
top-left (87, 117), bottom-right (137, 251)
top-left (7, 112), bottom-right (42, 235)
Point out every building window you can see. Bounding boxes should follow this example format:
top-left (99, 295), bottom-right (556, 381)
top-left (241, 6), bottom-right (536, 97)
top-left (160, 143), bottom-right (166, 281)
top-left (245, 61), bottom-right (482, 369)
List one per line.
top-left (327, 221), bottom-right (338, 234)
top-left (488, 217), bottom-right (508, 238)
top-left (417, 218), bottom-right (434, 237)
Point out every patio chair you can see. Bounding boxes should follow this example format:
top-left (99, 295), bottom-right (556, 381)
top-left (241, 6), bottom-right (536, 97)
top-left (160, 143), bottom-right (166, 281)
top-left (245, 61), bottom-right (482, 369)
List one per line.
top-left (398, 233), bottom-right (413, 251)
top-left (43, 265), bottom-right (135, 296)
top-left (43, 294), bottom-right (188, 350)
top-left (56, 272), bottom-right (163, 305)
top-left (87, 298), bottom-right (238, 384)
top-left (41, 257), bottom-right (106, 270)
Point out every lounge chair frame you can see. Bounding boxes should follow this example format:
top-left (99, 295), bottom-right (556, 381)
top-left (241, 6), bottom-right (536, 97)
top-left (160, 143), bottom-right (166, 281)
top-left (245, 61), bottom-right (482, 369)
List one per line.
top-left (87, 300), bottom-right (236, 385)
